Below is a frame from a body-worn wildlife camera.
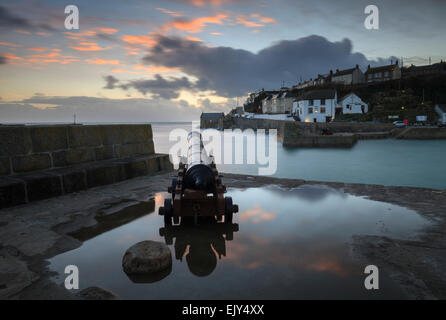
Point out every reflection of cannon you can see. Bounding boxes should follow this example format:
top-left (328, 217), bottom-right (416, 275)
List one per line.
top-left (159, 131), bottom-right (238, 225)
top-left (159, 217), bottom-right (239, 277)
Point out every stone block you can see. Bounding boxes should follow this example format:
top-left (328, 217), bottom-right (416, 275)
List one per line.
top-left (116, 141), bottom-right (154, 158)
top-left (86, 163), bottom-right (126, 188)
top-left (53, 148), bottom-right (95, 167)
top-left (21, 172), bottom-right (63, 202)
top-left (68, 125), bottom-right (102, 148)
top-left (12, 153), bottom-right (51, 173)
top-left (124, 158), bottom-right (149, 178)
top-left (158, 155), bottom-right (173, 171)
top-left (61, 169), bottom-right (87, 193)
top-left (0, 177), bottom-right (27, 208)
top-left (101, 125), bottom-right (123, 146)
top-left (0, 126), bottom-right (32, 156)
top-left (95, 145), bottom-right (114, 161)
top-left (147, 156), bottom-right (160, 174)
top-left (29, 126), bottom-right (68, 152)
top-left (0, 157), bottom-right (11, 176)
top-left (120, 125), bottom-right (152, 144)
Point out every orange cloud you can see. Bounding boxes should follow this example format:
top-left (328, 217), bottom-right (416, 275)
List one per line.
top-left (236, 13), bottom-right (277, 28)
top-left (155, 7), bottom-right (183, 17)
top-left (15, 30), bottom-right (31, 35)
top-left (185, 0), bottom-right (238, 6)
top-left (186, 36), bottom-right (203, 42)
top-left (28, 52), bottom-right (60, 58)
top-left (70, 42), bottom-right (108, 51)
top-left (97, 27), bottom-right (119, 34)
top-left (3, 53), bottom-right (24, 61)
top-left (209, 32), bottom-right (223, 35)
top-left (28, 47), bottom-right (48, 52)
top-left (64, 30), bottom-right (97, 40)
top-left (0, 42), bottom-right (22, 47)
top-left (133, 64), bottom-right (181, 74)
top-left (35, 32), bottom-right (51, 37)
top-left (121, 35), bottom-right (157, 47)
top-left (170, 14), bottom-right (228, 33)
top-left (85, 58), bottom-right (120, 65)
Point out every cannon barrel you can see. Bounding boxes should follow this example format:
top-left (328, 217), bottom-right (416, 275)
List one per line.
top-left (183, 131), bottom-right (215, 191)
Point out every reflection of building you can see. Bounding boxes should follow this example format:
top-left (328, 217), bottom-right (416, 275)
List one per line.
top-left (159, 217), bottom-right (239, 277)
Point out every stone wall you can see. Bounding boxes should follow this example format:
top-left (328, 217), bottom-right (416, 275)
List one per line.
top-left (395, 127), bottom-right (446, 139)
top-left (0, 124), bottom-right (154, 176)
top-left (0, 124), bottom-right (172, 208)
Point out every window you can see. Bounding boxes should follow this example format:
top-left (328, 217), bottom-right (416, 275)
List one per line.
top-left (308, 107), bottom-right (313, 114)
top-left (321, 107), bottom-right (326, 113)
top-left (321, 99), bottom-right (326, 105)
top-left (309, 99), bottom-right (314, 106)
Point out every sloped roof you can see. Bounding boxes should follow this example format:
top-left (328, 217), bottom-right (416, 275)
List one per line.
top-left (333, 68), bottom-right (356, 77)
top-left (339, 92), bottom-right (361, 103)
top-left (200, 112), bottom-right (224, 119)
top-left (365, 63), bottom-right (398, 74)
top-left (297, 89), bottom-right (336, 101)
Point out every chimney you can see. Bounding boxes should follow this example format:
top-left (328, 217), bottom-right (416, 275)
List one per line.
top-left (367, 64), bottom-right (370, 70)
top-left (356, 64), bottom-right (359, 69)
top-left (395, 59), bottom-right (399, 66)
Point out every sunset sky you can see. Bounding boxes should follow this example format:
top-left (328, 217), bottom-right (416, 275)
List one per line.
top-left (1, 0), bottom-right (445, 122)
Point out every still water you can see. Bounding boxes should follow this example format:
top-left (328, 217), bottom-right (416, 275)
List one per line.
top-left (152, 122), bottom-right (446, 189)
top-left (49, 185), bottom-right (430, 299)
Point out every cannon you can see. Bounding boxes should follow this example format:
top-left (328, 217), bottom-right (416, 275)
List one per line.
top-left (159, 131), bottom-right (238, 225)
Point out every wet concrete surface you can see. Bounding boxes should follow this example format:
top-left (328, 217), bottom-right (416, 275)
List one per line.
top-left (1, 170), bottom-right (446, 299)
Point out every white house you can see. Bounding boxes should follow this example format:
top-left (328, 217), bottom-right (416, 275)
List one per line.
top-left (338, 93), bottom-right (368, 114)
top-left (261, 95), bottom-right (273, 114)
top-left (263, 91), bottom-right (296, 114)
top-left (292, 89), bottom-right (337, 123)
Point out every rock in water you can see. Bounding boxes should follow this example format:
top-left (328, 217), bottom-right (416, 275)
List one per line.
top-left (122, 240), bottom-right (172, 274)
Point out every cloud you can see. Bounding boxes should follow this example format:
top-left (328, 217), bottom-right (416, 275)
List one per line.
top-left (86, 58), bottom-right (120, 65)
top-left (0, 6), bottom-right (32, 29)
top-left (168, 14), bottom-right (228, 33)
top-left (103, 75), bottom-right (120, 89)
top-left (142, 35), bottom-right (395, 97)
top-left (0, 95), bottom-right (205, 123)
top-left (0, 55), bottom-right (7, 65)
top-left (105, 74), bottom-right (196, 99)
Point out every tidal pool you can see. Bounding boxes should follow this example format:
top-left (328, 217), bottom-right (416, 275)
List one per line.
top-left (49, 185), bottom-right (430, 299)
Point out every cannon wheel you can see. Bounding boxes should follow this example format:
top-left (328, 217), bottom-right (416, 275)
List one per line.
top-left (225, 197), bottom-right (233, 224)
top-left (164, 199), bottom-right (172, 226)
top-left (171, 178), bottom-right (178, 200)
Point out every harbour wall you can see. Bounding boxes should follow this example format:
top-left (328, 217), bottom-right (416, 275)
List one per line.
top-left (0, 124), bottom-right (172, 208)
top-left (218, 117), bottom-right (446, 147)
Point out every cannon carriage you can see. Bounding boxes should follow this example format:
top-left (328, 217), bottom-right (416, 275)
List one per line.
top-left (159, 131), bottom-right (238, 225)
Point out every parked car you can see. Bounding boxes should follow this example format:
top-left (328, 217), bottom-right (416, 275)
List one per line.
top-left (438, 121), bottom-right (446, 128)
top-left (393, 121), bottom-right (407, 128)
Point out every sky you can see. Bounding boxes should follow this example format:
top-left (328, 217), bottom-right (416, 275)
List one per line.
top-left (0, 0), bottom-right (445, 122)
